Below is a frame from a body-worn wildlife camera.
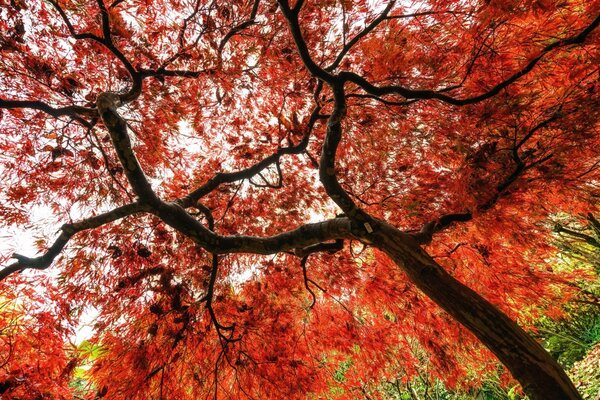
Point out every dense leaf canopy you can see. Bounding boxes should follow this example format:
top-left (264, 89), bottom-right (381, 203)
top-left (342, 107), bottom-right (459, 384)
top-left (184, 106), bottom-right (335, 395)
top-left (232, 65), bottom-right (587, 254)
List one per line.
top-left (0, 0), bottom-right (598, 398)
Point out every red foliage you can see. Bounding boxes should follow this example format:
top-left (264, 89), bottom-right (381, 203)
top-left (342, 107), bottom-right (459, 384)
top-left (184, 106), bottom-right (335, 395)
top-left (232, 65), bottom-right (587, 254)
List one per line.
top-left (0, 278), bottom-right (75, 398)
top-left (0, 0), bottom-right (598, 398)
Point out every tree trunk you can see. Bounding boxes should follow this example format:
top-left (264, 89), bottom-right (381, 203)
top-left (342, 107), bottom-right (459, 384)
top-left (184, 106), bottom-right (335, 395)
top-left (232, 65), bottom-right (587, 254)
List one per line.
top-left (369, 220), bottom-right (581, 400)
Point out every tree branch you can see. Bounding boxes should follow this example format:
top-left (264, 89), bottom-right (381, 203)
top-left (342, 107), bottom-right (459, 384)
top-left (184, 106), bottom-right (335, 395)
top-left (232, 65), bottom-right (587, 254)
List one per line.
top-left (96, 92), bottom-right (158, 203)
top-left (138, 68), bottom-right (214, 79)
top-left (318, 83), bottom-right (363, 219)
top-left (339, 14), bottom-right (600, 105)
top-left (277, 0), bottom-right (337, 84)
top-left (411, 110), bottom-right (565, 243)
top-left (181, 105), bottom-right (323, 207)
top-left (0, 202), bottom-right (147, 280)
top-left (46, 0), bottom-right (104, 42)
top-left (93, 94), bottom-right (355, 266)
top-left (555, 226), bottom-right (600, 249)
top-left (218, 0), bottom-right (261, 54)
top-left (325, 0), bottom-right (396, 72)
top-left (0, 98), bottom-right (95, 125)
top-left (152, 200), bottom-right (354, 256)
top-left (96, 0), bottom-right (113, 45)
top-left (204, 255), bottom-right (240, 343)
top-left (47, 0), bottom-right (142, 102)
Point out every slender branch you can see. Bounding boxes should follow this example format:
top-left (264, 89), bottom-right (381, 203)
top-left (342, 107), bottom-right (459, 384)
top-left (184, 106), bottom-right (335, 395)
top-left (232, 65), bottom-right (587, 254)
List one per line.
top-left (439, 21), bottom-right (503, 93)
top-left (298, 239), bottom-right (343, 307)
top-left (338, 14), bottom-right (600, 105)
top-left (0, 202), bottom-right (147, 280)
top-left (47, 0), bottom-right (142, 102)
top-left (181, 105), bottom-right (323, 207)
top-left (0, 98), bottom-right (95, 125)
top-left (46, 0), bottom-right (104, 42)
top-left (96, 0), bottom-right (114, 45)
top-left (204, 255), bottom-right (240, 343)
top-left (326, 1), bottom-right (396, 72)
top-left (555, 226), bottom-right (600, 249)
top-left (300, 256), bottom-right (317, 308)
top-left (277, 0), bottom-right (336, 84)
top-left (156, 0), bottom-right (211, 71)
top-left (515, 112), bottom-right (560, 151)
top-left (412, 152), bottom-right (552, 242)
top-left (411, 110), bottom-right (565, 243)
top-left (94, 0), bottom-right (142, 101)
top-left (218, 0), bottom-right (261, 53)
top-left (318, 83), bottom-right (367, 225)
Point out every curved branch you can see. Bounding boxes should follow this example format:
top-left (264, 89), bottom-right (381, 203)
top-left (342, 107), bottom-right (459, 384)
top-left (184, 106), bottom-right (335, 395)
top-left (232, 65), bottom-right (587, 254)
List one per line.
top-left (277, 0), bottom-right (377, 232)
top-left (153, 200), bottom-right (354, 255)
top-left (181, 105), bottom-right (324, 207)
top-left (93, 94), bottom-right (354, 259)
top-left (0, 202), bottom-right (147, 280)
top-left (47, 0), bottom-right (104, 42)
top-left (277, 0), bottom-right (337, 84)
top-left (0, 202), bottom-right (352, 282)
top-left (326, 0), bottom-right (396, 72)
top-left (411, 110), bottom-right (566, 243)
top-left (300, 255), bottom-right (328, 309)
top-left (96, 0), bottom-right (113, 45)
top-left (0, 98), bottom-right (95, 125)
top-left (47, 0), bottom-right (142, 102)
top-left (339, 14), bottom-right (600, 105)
top-left (94, 0), bottom-right (142, 101)
top-left (96, 93), bottom-right (158, 203)
top-left (218, 0), bottom-right (261, 54)
top-left (318, 83), bottom-right (362, 219)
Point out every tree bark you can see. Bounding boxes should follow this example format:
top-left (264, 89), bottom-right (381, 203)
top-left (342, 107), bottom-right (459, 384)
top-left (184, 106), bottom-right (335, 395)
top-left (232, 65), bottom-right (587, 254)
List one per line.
top-left (369, 220), bottom-right (581, 400)
top-left (72, 91), bottom-right (585, 398)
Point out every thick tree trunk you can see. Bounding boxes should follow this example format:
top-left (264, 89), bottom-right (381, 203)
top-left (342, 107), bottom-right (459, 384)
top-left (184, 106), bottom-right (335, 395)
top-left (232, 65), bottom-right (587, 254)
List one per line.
top-left (369, 220), bottom-right (581, 400)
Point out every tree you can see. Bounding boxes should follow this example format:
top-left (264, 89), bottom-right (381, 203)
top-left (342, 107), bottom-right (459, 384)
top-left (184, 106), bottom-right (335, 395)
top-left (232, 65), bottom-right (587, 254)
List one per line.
top-left (0, 0), bottom-right (598, 398)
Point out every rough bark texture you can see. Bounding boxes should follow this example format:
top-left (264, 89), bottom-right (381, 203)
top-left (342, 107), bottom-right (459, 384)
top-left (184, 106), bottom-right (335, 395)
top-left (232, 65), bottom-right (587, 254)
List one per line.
top-left (370, 220), bottom-right (581, 400)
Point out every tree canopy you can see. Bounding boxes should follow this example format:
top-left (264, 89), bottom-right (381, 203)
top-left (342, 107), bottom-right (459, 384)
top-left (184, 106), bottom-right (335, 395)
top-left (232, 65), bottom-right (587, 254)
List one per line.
top-left (0, 0), bottom-right (598, 398)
